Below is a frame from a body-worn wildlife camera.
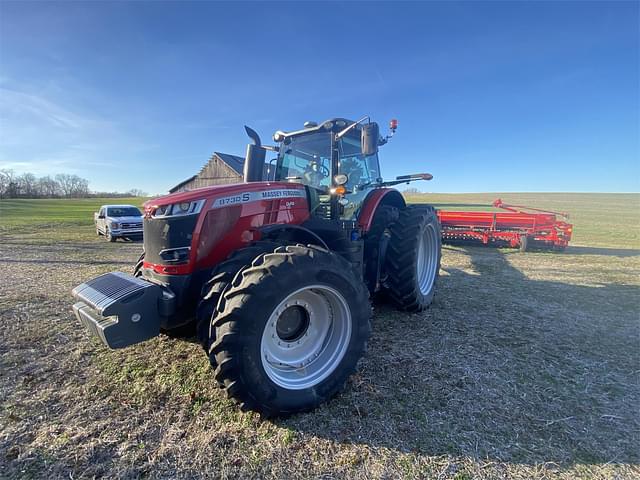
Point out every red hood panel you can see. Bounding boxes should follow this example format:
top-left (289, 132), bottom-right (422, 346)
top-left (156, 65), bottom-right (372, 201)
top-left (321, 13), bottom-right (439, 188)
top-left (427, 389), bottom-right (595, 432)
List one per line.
top-left (144, 181), bottom-right (305, 208)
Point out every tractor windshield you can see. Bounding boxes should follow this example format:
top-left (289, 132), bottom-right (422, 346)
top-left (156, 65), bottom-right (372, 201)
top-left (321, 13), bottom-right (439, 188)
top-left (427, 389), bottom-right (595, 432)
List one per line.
top-left (276, 132), bottom-right (332, 190)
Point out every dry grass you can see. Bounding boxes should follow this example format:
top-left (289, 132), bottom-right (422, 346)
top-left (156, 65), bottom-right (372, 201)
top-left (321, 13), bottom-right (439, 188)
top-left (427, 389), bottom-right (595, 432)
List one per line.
top-left (0, 194), bottom-right (639, 479)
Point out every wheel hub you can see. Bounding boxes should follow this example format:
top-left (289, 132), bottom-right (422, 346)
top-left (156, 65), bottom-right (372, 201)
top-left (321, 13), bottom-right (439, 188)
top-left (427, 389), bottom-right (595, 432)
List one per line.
top-left (260, 285), bottom-right (352, 390)
top-left (276, 306), bottom-right (310, 342)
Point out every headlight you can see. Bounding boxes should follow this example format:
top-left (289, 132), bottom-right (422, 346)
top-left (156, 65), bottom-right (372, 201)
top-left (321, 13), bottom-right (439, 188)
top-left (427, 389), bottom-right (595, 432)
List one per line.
top-left (153, 199), bottom-right (205, 217)
top-left (110, 221), bottom-right (119, 229)
top-left (159, 247), bottom-right (191, 264)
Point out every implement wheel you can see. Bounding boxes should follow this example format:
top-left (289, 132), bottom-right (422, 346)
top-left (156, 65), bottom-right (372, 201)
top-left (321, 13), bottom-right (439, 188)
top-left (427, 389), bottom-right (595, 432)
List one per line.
top-left (385, 205), bottom-right (441, 311)
top-left (209, 245), bottom-right (371, 416)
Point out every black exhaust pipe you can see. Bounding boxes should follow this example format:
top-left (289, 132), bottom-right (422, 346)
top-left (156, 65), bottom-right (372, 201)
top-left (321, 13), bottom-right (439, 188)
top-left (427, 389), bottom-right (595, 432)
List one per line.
top-left (243, 125), bottom-right (266, 182)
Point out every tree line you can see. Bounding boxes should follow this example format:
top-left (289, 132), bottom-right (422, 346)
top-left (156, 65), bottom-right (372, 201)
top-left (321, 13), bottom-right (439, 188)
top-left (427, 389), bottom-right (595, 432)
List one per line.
top-left (0, 169), bottom-right (147, 199)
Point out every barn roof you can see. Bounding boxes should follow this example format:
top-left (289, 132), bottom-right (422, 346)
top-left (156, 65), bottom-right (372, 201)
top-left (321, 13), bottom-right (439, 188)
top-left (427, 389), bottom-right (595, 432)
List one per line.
top-left (169, 175), bottom-right (198, 193)
top-left (213, 152), bottom-right (244, 175)
top-left (169, 152), bottom-right (244, 193)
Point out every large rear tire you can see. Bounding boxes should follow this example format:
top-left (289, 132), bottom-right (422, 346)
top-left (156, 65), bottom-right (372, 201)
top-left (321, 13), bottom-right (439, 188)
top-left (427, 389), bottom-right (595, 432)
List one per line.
top-left (208, 245), bottom-right (371, 417)
top-left (364, 204), bottom-right (399, 294)
top-left (385, 205), bottom-right (441, 311)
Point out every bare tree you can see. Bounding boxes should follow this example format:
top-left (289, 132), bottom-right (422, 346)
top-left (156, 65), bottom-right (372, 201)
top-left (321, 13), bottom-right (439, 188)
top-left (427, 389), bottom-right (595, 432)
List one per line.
top-left (127, 188), bottom-right (148, 197)
top-left (0, 170), bottom-right (90, 198)
top-left (17, 173), bottom-right (37, 197)
top-left (55, 173), bottom-right (74, 197)
top-left (0, 169), bottom-right (16, 199)
top-left (70, 176), bottom-right (89, 197)
top-left (37, 175), bottom-right (60, 197)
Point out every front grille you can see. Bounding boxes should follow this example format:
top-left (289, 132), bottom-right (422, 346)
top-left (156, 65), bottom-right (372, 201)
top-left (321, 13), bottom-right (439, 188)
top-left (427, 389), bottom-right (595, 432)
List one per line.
top-left (143, 214), bottom-right (198, 265)
top-left (121, 222), bottom-right (142, 229)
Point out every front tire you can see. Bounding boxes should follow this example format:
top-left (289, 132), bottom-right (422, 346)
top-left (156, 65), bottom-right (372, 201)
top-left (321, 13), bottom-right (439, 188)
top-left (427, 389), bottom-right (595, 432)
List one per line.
top-left (105, 228), bottom-right (116, 242)
top-left (385, 205), bottom-right (441, 311)
top-left (196, 241), bottom-right (281, 350)
top-left (209, 245), bottom-right (371, 416)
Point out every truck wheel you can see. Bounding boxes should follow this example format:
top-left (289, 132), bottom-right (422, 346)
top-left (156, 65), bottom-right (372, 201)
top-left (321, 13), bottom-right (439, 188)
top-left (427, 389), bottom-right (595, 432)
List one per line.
top-left (196, 241), bottom-right (280, 351)
top-left (209, 245), bottom-right (371, 416)
top-left (105, 228), bottom-right (116, 242)
top-left (385, 205), bottom-right (441, 311)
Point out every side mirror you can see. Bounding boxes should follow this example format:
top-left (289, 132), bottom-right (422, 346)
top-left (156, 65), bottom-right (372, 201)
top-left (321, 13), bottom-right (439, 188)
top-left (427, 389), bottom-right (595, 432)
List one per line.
top-left (361, 122), bottom-right (379, 156)
top-left (98, 214), bottom-right (105, 219)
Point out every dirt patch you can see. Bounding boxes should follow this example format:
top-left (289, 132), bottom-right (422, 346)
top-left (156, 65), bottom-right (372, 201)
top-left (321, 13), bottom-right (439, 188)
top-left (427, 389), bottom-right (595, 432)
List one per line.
top-left (0, 232), bottom-right (639, 479)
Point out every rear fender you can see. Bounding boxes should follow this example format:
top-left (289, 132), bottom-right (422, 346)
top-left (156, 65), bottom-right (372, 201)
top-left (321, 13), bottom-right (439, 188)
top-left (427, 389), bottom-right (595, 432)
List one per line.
top-left (358, 189), bottom-right (406, 232)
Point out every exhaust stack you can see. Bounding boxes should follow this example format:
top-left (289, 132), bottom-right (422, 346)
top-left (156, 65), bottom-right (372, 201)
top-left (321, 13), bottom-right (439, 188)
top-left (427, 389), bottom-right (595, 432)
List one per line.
top-left (243, 125), bottom-right (266, 182)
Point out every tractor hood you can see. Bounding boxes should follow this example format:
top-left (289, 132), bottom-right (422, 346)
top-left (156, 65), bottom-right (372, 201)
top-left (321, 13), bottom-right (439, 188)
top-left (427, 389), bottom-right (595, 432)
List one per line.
top-left (144, 181), bottom-right (306, 211)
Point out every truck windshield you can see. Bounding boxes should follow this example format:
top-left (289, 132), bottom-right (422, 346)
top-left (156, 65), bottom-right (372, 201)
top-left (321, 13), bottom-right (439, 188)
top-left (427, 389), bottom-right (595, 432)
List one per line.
top-left (276, 132), bottom-right (332, 190)
top-left (107, 207), bottom-right (142, 217)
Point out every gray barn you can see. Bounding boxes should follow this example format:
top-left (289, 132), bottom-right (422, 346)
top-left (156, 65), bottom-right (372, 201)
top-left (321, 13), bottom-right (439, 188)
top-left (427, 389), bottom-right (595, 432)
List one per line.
top-left (169, 152), bottom-right (244, 193)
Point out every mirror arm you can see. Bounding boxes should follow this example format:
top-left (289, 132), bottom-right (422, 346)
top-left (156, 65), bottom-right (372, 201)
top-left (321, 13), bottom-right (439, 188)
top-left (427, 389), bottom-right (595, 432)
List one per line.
top-left (379, 173), bottom-right (433, 188)
top-left (379, 131), bottom-right (395, 146)
top-left (335, 115), bottom-right (370, 140)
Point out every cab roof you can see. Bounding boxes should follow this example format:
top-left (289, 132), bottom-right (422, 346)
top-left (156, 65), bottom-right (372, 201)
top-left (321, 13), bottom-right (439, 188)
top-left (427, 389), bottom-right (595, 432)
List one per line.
top-left (274, 117), bottom-right (359, 140)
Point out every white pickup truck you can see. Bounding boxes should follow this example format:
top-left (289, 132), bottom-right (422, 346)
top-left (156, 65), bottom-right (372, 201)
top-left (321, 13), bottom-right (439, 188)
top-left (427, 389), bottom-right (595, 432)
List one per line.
top-left (95, 204), bottom-right (144, 242)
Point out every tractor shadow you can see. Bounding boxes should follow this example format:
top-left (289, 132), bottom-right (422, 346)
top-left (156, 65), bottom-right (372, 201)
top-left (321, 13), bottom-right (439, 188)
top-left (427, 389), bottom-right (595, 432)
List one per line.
top-left (280, 246), bottom-right (640, 466)
top-left (565, 245), bottom-right (640, 257)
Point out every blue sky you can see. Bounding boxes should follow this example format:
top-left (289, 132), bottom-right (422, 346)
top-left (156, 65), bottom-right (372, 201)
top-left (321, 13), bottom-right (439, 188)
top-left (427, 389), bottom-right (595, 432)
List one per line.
top-left (0, 1), bottom-right (638, 194)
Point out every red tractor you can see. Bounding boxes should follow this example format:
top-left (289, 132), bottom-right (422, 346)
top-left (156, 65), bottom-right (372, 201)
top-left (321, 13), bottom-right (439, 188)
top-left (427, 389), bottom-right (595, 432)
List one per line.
top-left (72, 117), bottom-right (441, 416)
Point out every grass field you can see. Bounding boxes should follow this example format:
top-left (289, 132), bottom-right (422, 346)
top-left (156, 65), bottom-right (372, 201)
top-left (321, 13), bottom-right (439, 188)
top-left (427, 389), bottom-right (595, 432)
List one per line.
top-left (1, 193), bottom-right (638, 479)
top-left (0, 197), bottom-right (146, 242)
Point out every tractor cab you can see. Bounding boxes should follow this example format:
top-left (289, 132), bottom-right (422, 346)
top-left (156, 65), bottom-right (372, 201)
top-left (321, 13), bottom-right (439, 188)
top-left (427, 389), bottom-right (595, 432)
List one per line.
top-left (271, 117), bottom-right (386, 221)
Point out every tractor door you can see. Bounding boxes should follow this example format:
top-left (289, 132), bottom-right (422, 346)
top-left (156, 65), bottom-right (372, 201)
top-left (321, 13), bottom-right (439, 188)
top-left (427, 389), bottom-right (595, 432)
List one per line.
top-left (275, 131), bottom-right (335, 219)
top-left (336, 130), bottom-right (382, 221)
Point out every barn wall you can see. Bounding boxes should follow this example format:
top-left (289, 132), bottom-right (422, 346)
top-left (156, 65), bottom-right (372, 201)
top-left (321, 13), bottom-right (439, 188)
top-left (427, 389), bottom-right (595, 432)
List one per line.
top-left (174, 155), bottom-right (242, 192)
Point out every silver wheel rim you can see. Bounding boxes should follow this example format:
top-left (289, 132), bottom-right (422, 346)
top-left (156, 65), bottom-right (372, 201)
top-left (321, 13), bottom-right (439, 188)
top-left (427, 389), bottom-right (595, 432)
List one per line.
top-left (260, 284), bottom-right (352, 390)
top-left (416, 223), bottom-right (438, 296)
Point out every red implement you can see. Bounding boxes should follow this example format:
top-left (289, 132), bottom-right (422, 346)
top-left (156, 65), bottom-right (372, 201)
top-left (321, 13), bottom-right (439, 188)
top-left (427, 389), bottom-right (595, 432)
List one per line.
top-left (436, 199), bottom-right (573, 251)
